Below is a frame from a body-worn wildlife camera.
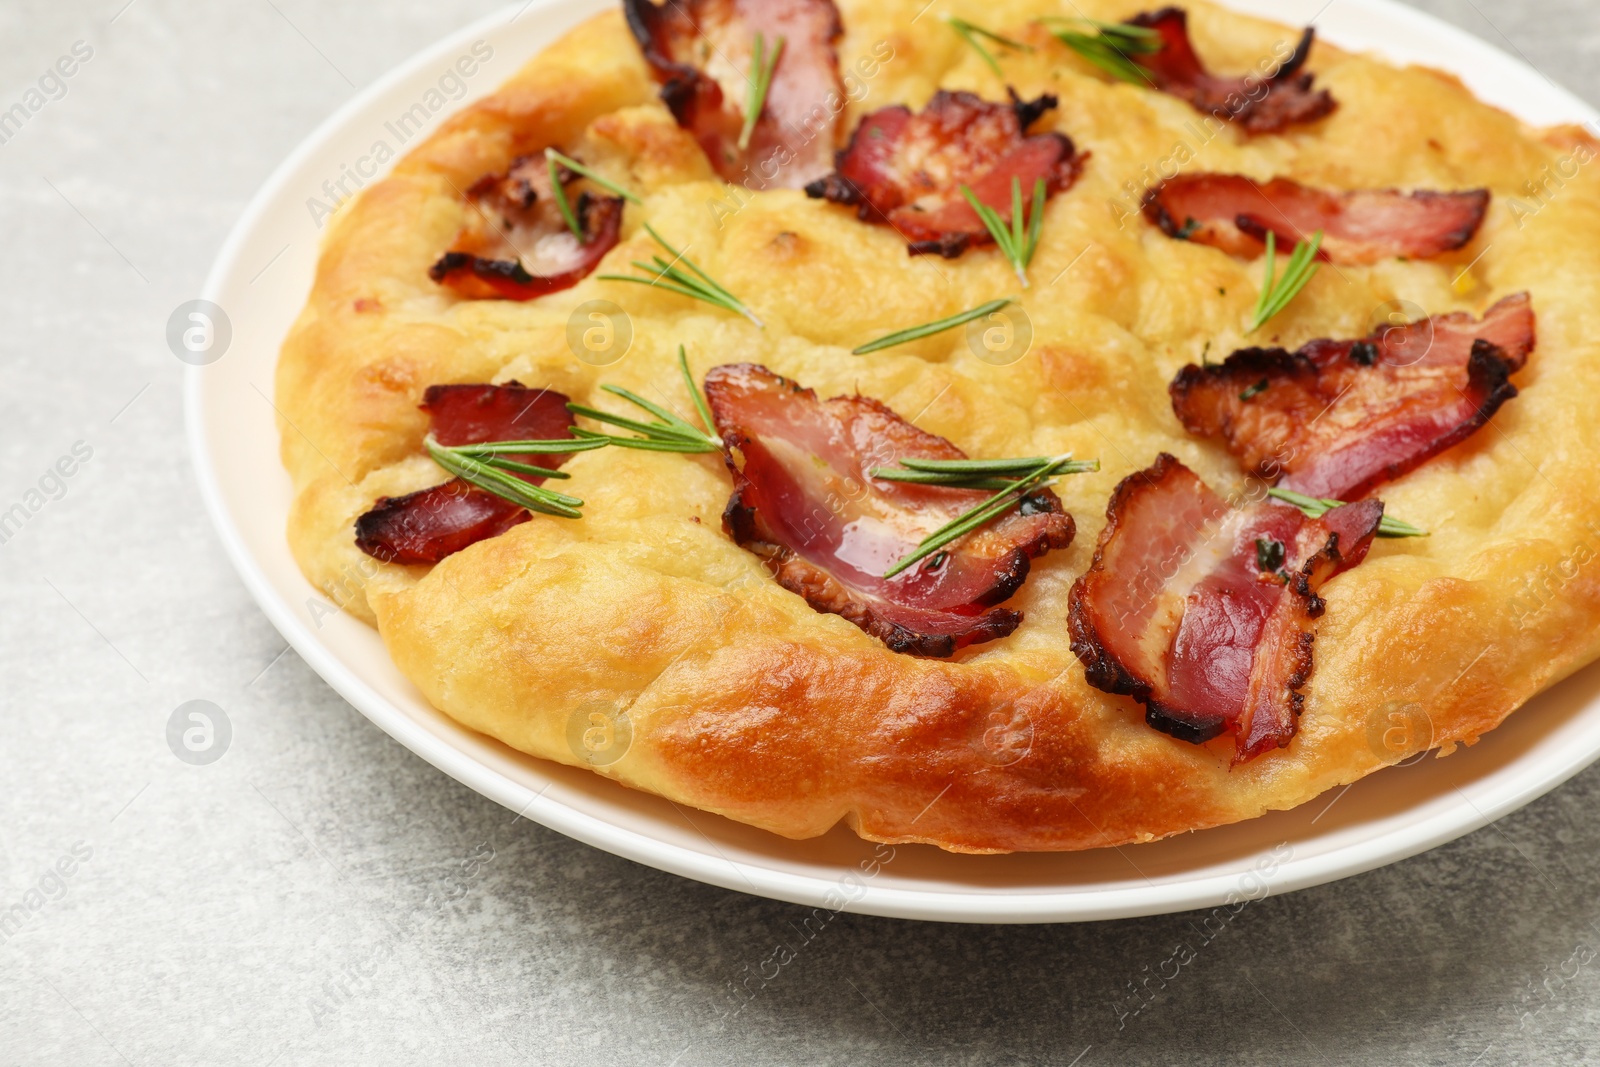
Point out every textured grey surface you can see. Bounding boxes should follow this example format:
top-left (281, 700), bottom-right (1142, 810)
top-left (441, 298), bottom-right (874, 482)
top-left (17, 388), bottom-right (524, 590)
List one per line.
top-left (2, 0), bottom-right (1598, 1063)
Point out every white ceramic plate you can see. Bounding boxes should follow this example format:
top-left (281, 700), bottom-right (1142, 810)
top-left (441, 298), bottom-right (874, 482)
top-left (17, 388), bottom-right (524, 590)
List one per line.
top-left (188, 0), bottom-right (1600, 922)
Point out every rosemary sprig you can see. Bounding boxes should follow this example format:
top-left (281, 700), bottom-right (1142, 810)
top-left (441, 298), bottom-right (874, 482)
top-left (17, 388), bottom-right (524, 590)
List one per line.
top-left (960, 177), bottom-right (1047, 287)
top-left (442, 436), bottom-right (609, 461)
top-left (738, 33), bottom-right (786, 152)
top-left (599, 223), bottom-right (764, 328)
top-left (875, 455), bottom-right (1101, 491)
top-left (544, 148), bottom-right (642, 205)
top-left (566, 345), bottom-right (722, 453)
top-left (1248, 230), bottom-right (1324, 333)
top-left (1039, 17), bottom-right (1160, 85)
top-left (877, 454), bottom-right (1100, 578)
top-left (1267, 486), bottom-right (1428, 539)
top-left (944, 15), bottom-right (1032, 77)
top-left (853, 298), bottom-right (1012, 355)
top-left (424, 434), bottom-right (606, 519)
top-left (548, 153), bottom-right (585, 243)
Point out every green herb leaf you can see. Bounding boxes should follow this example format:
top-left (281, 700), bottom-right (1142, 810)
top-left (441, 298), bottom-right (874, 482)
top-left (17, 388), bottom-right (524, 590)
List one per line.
top-left (959, 177), bottom-right (1047, 287)
top-left (548, 153), bottom-right (585, 243)
top-left (738, 33), bottom-right (786, 152)
top-left (1248, 229), bottom-right (1324, 333)
top-left (1239, 378), bottom-right (1269, 401)
top-left (679, 342), bottom-right (719, 446)
top-left (877, 454), bottom-right (1100, 578)
top-left (895, 456), bottom-right (1070, 474)
top-left (1039, 18), bottom-right (1160, 85)
top-left (599, 222), bottom-right (763, 327)
top-left (1038, 16), bottom-right (1161, 40)
top-left (1267, 486), bottom-right (1428, 539)
top-left (474, 457), bottom-right (571, 480)
top-left (451, 437), bottom-right (609, 456)
top-left (544, 148), bottom-right (642, 205)
top-left (866, 471), bottom-right (1024, 491)
top-left (566, 344), bottom-right (722, 453)
top-left (424, 435), bottom-right (590, 519)
top-left (852, 298), bottom-right (1012, 355)
top-left (944, 15), bottom-right (1032, 78)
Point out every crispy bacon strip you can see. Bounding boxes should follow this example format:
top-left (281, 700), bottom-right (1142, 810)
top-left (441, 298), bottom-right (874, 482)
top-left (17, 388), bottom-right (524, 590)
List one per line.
top-left (624, 0), bottom-right (845, 189)
top-left (1143, 173), bottom-right (1490, 265)
top-left (704, 363), bottom-right (1075, 657)
top-left (1125, 7), bottom-right (1335, 134)
top-left (804, 90), bottom-right (1085, 256)
top-left (429, 155), bottom-right (624, 300)
top-left (1069, 454), bottom-right (1383, 761)
top-left (1170, 293), bottom-right (1534, 500)
top-left (355, 383), bottom-right (576, 564)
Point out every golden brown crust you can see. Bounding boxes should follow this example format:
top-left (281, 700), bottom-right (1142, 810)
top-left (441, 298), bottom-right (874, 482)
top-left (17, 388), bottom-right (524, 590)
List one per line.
top-left (278, 1), bottom-right (1600, 852)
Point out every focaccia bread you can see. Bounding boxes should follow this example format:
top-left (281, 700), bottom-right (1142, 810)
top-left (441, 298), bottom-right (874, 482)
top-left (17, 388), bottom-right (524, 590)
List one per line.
top-left (276, 0), bottom-right (1600, 852)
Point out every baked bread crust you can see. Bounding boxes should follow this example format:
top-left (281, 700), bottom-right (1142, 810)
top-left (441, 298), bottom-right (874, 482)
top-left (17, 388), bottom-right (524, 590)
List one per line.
top-left (278, 0), bottom-right (1600, 852)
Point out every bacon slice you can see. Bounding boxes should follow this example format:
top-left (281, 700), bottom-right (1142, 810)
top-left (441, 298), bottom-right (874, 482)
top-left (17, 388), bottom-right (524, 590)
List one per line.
top-left (623, 0), bottom-right (845, 189)
top-left (704, 363), bottom-right (1075, 657)
top-left (1069, 454), bottom-right (1383, 761)
top-left (1125, 7), bottom-right (1335, 134)
top-left (355, 383), bottom-right (576, 564)
top-left (429, 155), bottom-right (623, 300)
top-left (804, 90), bottom-right (1086, 256)
top-left (1170, 293), bottom-right (1534, 500)
top-left (1143, 173), bottom-right (1490, 265)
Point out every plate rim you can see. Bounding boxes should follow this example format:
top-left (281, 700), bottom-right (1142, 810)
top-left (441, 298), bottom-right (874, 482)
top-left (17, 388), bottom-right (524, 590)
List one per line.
top-left (186, 0), bottom-right (1600, 922)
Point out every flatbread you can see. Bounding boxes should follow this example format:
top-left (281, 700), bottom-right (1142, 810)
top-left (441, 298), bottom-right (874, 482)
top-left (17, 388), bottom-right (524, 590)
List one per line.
top-left (277, 0), bottom-right (1600, 852)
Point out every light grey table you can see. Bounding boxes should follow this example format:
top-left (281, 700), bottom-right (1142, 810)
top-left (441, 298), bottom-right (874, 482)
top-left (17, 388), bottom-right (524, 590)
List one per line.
top-left (2, 1), bottom-right (1597, 1063)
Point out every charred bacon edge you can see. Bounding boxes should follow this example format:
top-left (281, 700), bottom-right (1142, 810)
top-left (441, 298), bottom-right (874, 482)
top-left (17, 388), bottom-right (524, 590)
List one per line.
top-left (1230, 497), bottom-right (1383, 758)
top-left (710, 363), bottom-right (1074, 657)
top-left (1301, 339), bottom-right (1518, 499)
top-left (1169, 333), bottom-right (1521, 497)
top-left (354, 481), bottom-right (528, 566)
top-left (723, 497), bottom-right (1027, 657)
top-left (1234, 189), bottom-right (1490, 258)
top-left (428, 194), bottom-right (624, 301)
top-left (621, 0), bottom-right (713, 127)
top-left (802, 90), bottom-right (1084, 257)
top-left (353, 384), bottom-right (577, 564)
top-left (1067, 453), bottom-right (1197, 706)
top-left (1126, 7), bottom-right (1336, 133)
top-left (1068, 453), bottom-right (1380, 757)
top-left (1140, 177), bottom-right (1491, 261)
top-left (623, 0), bottom-right (846, 188)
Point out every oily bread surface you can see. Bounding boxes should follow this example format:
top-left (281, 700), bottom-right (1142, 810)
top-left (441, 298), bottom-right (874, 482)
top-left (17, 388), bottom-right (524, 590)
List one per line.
top-left (277, 0), bottom-right (1600, 852)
